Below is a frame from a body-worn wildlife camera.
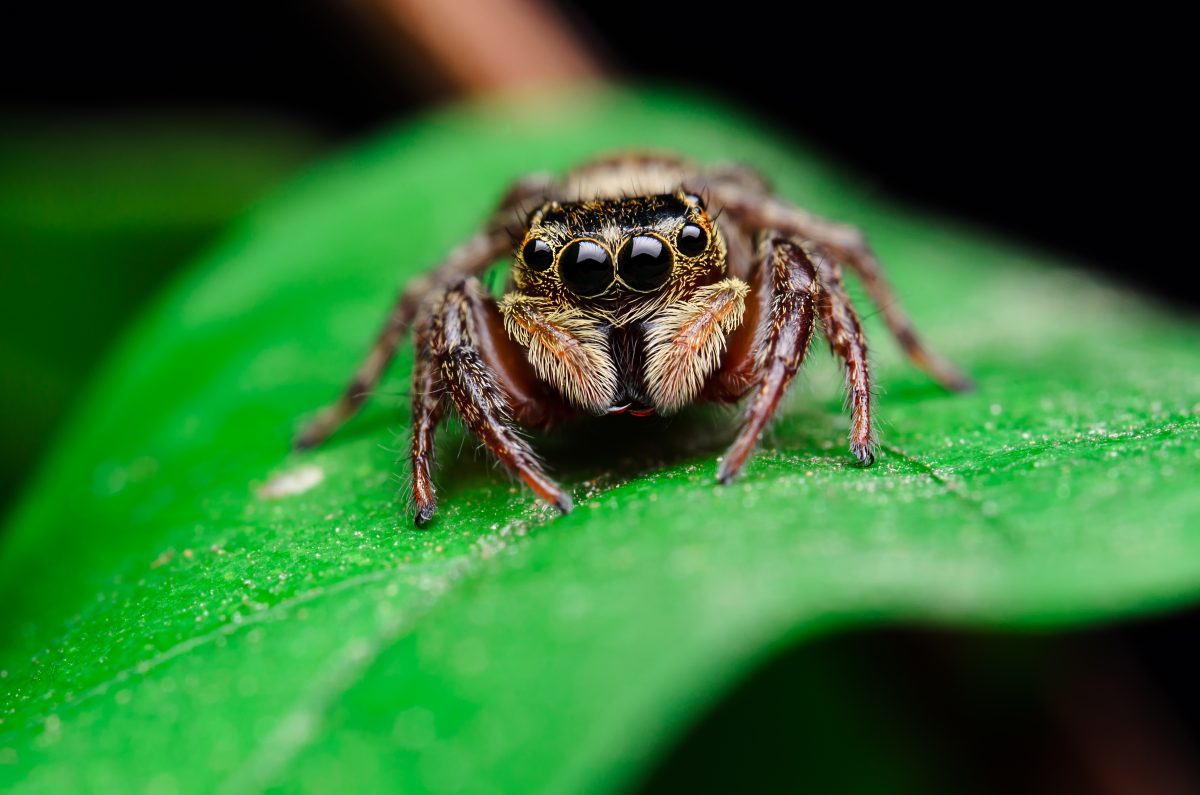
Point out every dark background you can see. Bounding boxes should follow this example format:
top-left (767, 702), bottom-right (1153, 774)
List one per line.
top-left (2, 4), bottom-right (1198, 790)
top-left (4, 3), bottom-right (1193, 306)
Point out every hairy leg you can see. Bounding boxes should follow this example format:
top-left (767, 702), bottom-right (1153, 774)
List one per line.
top-left (430, 280), bottom-right (572, 519)
top-left (706, 174), bottom-right (971, 392)
top-left (718, 235), bottom-right (819, 483)
top-left (295, 175), bottom-right (553, 450)
top-left (810, 249), bottom-right (876, 464)
top-left (642, 278), bottom-right (749, 413)
top-left (409, 315), bottom-right (446, 524)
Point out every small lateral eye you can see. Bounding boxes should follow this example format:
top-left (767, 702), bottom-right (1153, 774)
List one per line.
top-left (684, 192), bottom-right (706, 210)
top-left (677, 223), bottom-right (709, 256)
top-left (558, 239), bottom-right (614, 297)
top-left (522, 238), bottom-right (554, 271)
top-left (617, 235), bottom-right (674, 292)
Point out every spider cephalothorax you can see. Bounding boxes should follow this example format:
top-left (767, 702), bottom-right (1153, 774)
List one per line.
top-left (501, 188), bottom-right (736, 416)
top-left (297, 152), bottom-right (970, 524)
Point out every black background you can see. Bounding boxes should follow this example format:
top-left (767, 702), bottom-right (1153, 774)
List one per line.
top-left (4, 3), bottom-right (1194, 306)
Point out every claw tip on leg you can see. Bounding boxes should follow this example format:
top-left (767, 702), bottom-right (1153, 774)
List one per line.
top-left (293, 423), bottom-right (326, 451)
top-left (852, 444), bottom-right (876, 467)
top-left (929, 358), bottom-right (974, 393)
top-left (553, 492), bottom-right (574, 515)
top-left (415, 503), bottom-right (437, 527)
top-left (945, 371), bottom-right (975, 393)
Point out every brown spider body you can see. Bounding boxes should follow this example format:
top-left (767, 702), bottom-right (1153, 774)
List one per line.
top-left (297, 153), bottom-right (970, 524)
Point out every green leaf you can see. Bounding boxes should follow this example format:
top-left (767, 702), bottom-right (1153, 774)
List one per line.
top-left (1, 87), bottom-right (1197, 793)
top-left (0, 115), bottom-right (322, 510)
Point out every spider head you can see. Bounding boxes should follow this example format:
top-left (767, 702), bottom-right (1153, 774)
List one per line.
top-left (514, 190), bottom-right (725, 302)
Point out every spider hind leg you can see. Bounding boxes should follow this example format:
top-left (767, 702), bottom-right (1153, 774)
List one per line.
top-left (295, 173), bottom-right (554, 451)
top-left (706, 170), bottom-right (971, 393)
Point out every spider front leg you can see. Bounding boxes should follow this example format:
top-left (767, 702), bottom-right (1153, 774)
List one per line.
top-left (415, 278), bottom-right (573, 524)
top-left (717, 235), bottom-right (820, 483)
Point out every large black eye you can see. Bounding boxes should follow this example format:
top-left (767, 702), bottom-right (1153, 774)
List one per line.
top-left (522, 238), bottom-right (554, 271)
top-left (617, 235), bottom-right (674, 292)
top-left (558, 239), bottom-right (613, 297)
top-left (677, 223), bottom-right (709, 256)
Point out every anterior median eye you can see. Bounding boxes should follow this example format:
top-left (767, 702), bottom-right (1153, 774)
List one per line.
top-left (522, 238), bottom-right (554, 271)
top-left (677, 223), bottom-right (709, 256)
top-left (617, 235), bottom-right (674, 292)
top-left (558, 239), bottom-right (614, 297)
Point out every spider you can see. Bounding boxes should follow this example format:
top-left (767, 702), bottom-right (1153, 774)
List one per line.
top-left (296, 152), bottom-right (970, 524)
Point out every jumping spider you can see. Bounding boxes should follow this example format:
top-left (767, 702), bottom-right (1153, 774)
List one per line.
top-left (297, 153), bottom-right (970, 524)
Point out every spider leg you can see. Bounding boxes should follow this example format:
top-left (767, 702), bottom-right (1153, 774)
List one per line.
top-left (409, 313), bottom-right (447, 524)
top-left (706, 175), bottom-right (972, 392)
top-left (422, 279), bottom-right (572, 523)
top-left (810, 249), bottom-right (876, 465)
top-left (802, 222), bottom-right (971, 392)
top-left (295, 230), bottom-right (503, 450)
top-left (295, 175), bottom-right (553, 450)
top-left (717, 234), bottom-right (819, 483)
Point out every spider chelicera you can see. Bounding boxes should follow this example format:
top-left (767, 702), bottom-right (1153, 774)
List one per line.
top-left (296, 153), bottom-right (970, 524)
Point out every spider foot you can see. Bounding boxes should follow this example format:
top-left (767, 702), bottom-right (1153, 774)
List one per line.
top-left (552, 491), bottom-right (574, 515)
top-left (851, 441), bottom-right (876, 467)
top-left (919, 351), bottom-right (974, 393)
top-left (525, 475), bottom-right (573, 515)
top-left (292, 426), bottom-right (323, 452)
top-left (414, 501), bottom-right (437, 527)
top-left (715, 448), bottom-right (751, 485)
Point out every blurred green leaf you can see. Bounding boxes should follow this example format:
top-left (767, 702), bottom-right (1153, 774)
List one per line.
top-left (1, 88), bottom-right (1197, 793)
top-left (0, 115), bottom-right (321, 509)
